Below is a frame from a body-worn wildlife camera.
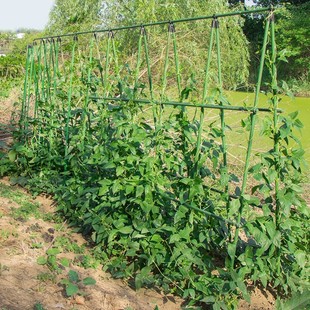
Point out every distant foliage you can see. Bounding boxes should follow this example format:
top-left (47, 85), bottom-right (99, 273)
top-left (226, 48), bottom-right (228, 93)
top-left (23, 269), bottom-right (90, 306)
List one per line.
top-left (275, 2), bottom-right (310, 79)
top-left (243, 2), bottom-right (309, 94)
top-left (0, 32), bottom-right (40, 98)
top-left (46, 0), bottom-right (104, 34)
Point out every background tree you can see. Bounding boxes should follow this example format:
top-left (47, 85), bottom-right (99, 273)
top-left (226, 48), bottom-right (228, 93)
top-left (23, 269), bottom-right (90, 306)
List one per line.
top-left (275, 2), bottom-right (310, 80)
top-left (243, 1), bottom-right (309, 93)
top-left (46, 0), bottom-right (104, 34)
top-left (44, 0), bottom-right (309, 93)
top-left (43, 0), bottom-right (251, 90)
top-left (253, 0), bottom-right (309, 6)
top-left (100, 0), bottom-right (250, 90)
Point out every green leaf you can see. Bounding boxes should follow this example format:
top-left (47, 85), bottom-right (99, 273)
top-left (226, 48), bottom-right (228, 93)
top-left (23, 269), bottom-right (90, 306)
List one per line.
top-left (201, 296), bottom-right (216, 304)
top-left (227, 243), bottom-right (236, 261)
top-left (136, 185), bottom-right (144, 198)
top-left (103, 162), bottom-right (116, 169)
top-left (116, 166), bottom-right (125, 176)
top-left (125, 185), bottom-right (134, 195)
top-left (66, 283), bottom-right (79, 297)
top-left (33, 302), bottom-right (45, 310)
top-left (135, 274), bottom-right (142, 290)
top-left (82, 277), bottom-right (96, 285)
top-left (151, 234), bottom-right (162, 243)
top-left (37, 256), bottom-right (47, 265)
top-left (228, 199), bottom-right (240, 217)
top-left (112, 181), bottom-right (122, 194)
top-left (46, 248), bottom-right (60, 256)
top-left (260, 273), bottom-right (268, 288)
top-left (276, 290), bottom-right (310, 310)
top-left (174, 205), bottom-right (187, 224)
top-left (295, 250), bottom-right (307, 268)
top-left (60, 278), bottom-right (70, 285)
top-left (68, 270), bottom-right (79, 283)
top-left (119, 226), bottom-right (133, 234)
top-left (8, 150), bottom-right (16, 162)
top-left (98, 179), bottom-right (111, 196)
top-left (60, 258), bottom-right (70, 267)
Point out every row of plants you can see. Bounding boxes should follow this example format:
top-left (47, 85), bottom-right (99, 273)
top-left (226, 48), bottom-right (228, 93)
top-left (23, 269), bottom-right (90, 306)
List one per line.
top-left (1, 14), bottom-right (309, 310)
top-left (2, 99), bottom-right (309, 309)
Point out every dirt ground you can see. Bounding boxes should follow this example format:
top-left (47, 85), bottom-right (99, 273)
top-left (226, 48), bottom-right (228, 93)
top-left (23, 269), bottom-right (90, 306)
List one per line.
top-left (0, 178), bottom-right (277, 310)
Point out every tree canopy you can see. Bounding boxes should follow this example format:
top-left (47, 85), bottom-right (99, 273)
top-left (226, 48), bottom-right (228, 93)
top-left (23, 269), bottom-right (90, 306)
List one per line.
top-left (44, 0), bottom-right (309, 93)
top-left (47, 0), bottom-right (103, 34)
top-left (275, 2), bottom-right (310, 78)
top-left (253, 0), bottom-right (309, 6)
top-left (45, 0), bottom-right (250, 90)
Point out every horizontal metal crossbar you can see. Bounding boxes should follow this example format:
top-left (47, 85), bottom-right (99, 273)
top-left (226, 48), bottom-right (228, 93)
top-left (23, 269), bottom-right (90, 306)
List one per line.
top-left (157, 189), bottom-right (241, 227)
top-left (90, 96), bottom-right (283, 113)
top-left (34, 7), bottom-right (271, 42)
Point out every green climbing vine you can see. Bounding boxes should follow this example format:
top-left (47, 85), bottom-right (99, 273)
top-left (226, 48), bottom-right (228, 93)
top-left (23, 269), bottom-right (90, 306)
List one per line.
top-left (1, 7), bottom-right (308, 309)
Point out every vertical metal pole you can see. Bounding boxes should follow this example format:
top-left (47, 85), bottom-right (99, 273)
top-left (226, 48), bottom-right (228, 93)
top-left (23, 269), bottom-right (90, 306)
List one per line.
top-left (33, 42), bottom-right (41, 120)
top-left (214, 18), bottom-right (228, 172)
top-left (270, 10), bottom-right (282, 277)
top-left (103, 32), bottom-right (112, 97)
top-left (230, 14), bottom-right (271, 269)
top-left (194, 21), bottom-right (216, 174)
top-left (171, 23), bottom-right (182, 99)
top-left (141, 27), bottom-right (156, 128)
top-left (134, 29), bottom-right (143, 98)
top-left (24, 45), bottom-right (35, 137)
top-left (94, 34), bottom-right (105, 91)
top-left (20, 45), bottom-right (32, 139)
top-left (159, 24), bottom-right (172, 127)
top-left (80, 36), bottom-right (94, 150)
top-left (39, 41), bottom-right (46, 105)
top-left (270, 12), bottom-right (280, 228)
top-left (65, 36), bottom-right (78, 161)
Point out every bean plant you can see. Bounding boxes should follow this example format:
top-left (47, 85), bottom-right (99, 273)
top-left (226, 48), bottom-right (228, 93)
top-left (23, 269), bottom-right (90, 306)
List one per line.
top-left (1, 8), bottom-right (309, 309)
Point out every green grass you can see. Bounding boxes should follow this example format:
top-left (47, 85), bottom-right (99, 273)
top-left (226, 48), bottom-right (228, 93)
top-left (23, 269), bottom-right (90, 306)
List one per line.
top-left (0, 183), bottom-right (40, 220)
top-left (224, 91), bottom-right (310, 162)
top-left (136, 91), bottom-right (309, 172)
top-left (137, 90), bottom-right (310, 199)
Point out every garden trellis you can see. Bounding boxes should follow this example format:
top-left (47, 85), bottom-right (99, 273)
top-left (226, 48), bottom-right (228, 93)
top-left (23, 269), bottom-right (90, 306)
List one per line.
top-left (14, 6), bottom-right (307, 305)
top-left (22, 5), bottom-right (277, 260)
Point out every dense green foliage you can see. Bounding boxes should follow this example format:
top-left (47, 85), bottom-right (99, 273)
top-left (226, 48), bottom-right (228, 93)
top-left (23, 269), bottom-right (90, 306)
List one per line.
top-left (47, 0), bottom-right (103, 34)
top-left (46, 0), bottom-right (250, 90)
top-left (253, 0), bottom-right (309, 6)
top-left (275, 3), bottom-right (310, 78)
top-left (0, 31), bottom-right (41, 98)
top-left (244, 2), bottom-right (309, 95)
top-left (2, 85), bottom-right (308, 308)
top-left (1, 8), bottom-right (309, 308)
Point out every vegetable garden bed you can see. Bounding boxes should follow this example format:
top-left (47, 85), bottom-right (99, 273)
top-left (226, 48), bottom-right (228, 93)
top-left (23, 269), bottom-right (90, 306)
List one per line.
top-left (1, 7), bottom-right (309, 309)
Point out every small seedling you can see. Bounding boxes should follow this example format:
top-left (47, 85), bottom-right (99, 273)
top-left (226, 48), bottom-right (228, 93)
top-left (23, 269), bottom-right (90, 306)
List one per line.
top-left (37, 247), bottom-right (68, 273)
top-left (33, 302), bottom-right (45, 310)
top-left (61, 270), bottom-right (96, 297)
top-left (0, 263), bottom-right (9, 275)
top-left (37, 272), bottom-right (57, 283)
